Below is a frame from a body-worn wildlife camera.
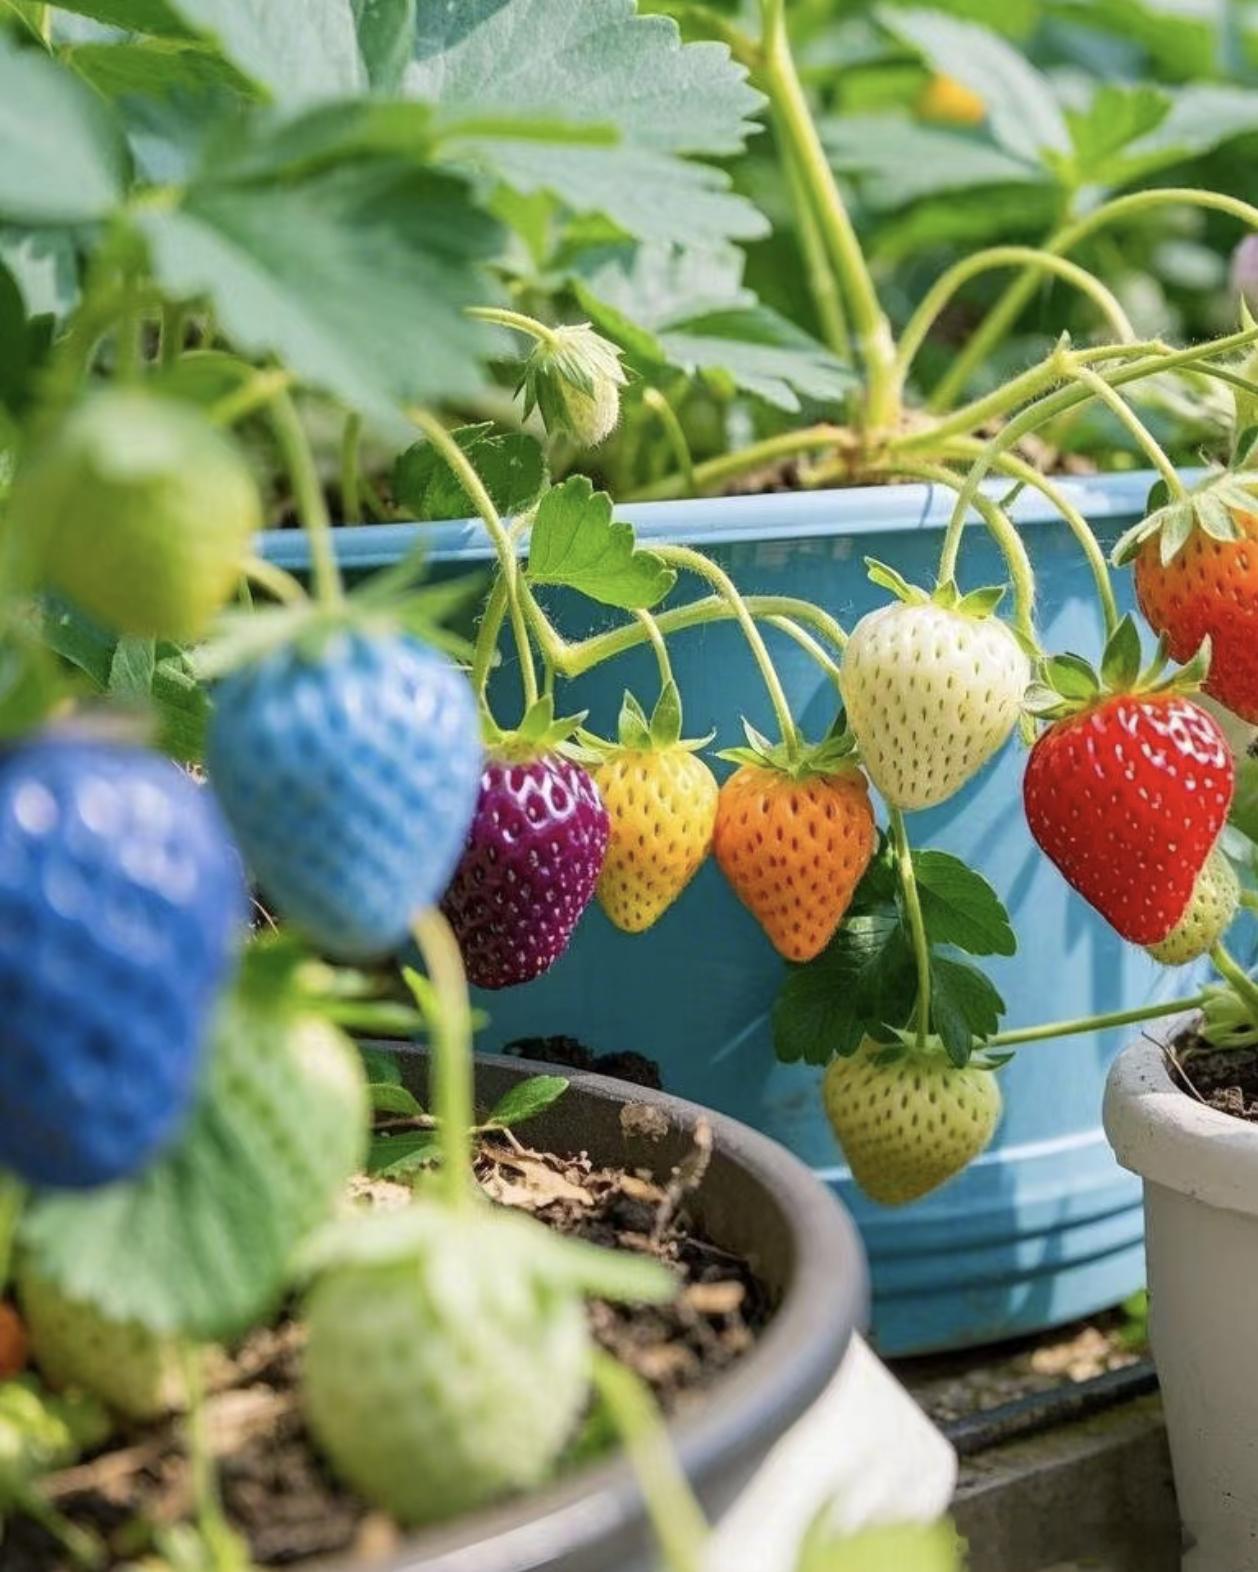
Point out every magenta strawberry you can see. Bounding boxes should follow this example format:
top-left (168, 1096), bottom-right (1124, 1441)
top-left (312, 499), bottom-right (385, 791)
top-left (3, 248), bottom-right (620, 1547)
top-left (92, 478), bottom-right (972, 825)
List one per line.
top-left (441, 742), bottom-right (609, 990)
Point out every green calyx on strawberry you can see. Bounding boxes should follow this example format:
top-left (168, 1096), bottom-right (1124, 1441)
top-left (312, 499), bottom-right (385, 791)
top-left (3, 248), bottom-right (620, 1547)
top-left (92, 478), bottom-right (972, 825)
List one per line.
top-left (1111, 468), bottom-right (1258, 570)
top-left (300, 1202), bottom-right (673, 1527)
top-left (577, 681), bottom-right (713, 762)
top-left (1023, 612), bottom-right (1210, 724)
top-left (717, 714), bottom-right (861, 782)
top-left (822, 1035), bottom-right (1004, 1207)
top-left (519, 323), bottom-right (627, 449)
top-left (482, 692), bottom-right (590, 763)
top-left (840, 559), bottom-right (1032, 811)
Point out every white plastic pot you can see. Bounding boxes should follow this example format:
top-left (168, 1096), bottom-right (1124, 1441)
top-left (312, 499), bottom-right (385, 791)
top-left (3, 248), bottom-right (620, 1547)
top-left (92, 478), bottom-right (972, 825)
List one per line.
top-left (1104, 1031), bottom-right (1258, 1572)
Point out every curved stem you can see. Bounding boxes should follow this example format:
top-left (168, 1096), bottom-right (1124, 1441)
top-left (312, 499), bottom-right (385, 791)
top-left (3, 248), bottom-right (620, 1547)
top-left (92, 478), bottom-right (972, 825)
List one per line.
top-left (268, 390), bottom-right (342, 606)
top-left (340, 413), bottom-right (362, 524)
top-left (467, 304), bottom-right (558, 348)
top-left (242, 555), bottom-right (306, 606)
top-left (409, 407), bottom-right (538, 709)
top-left (626, 424), bottom-right (848, 503)
top-left (181, 1345), bottom-right (243, 1570)
top-left (1063, 361), bottom-right (1187, 499)
top-left (937, 439), bottom-right (1119, 637)
top-left (776, 112), bottom-right (850, 358)
top-left (890, 807), bottom-right (931, 1049)
top-left (931, 188), bottom-right (1258, 413)
top-left (207, 368), bottom-right (295, 428)
top-left (1211, 940), bottom-right (1258, 1021)
top-left (895, 246), bottom-right (1135, 402)
top-left (472, 576), bottom-right (509, 702)
top-left (642, 388), bottom-right (695, 497)
top-left (634, 608), bottom-right (674, 692)
top-left (764, 615), bottom-right (843, 687)
top-left (591, 1352), bottom-right (709, 1572)
top-left (896, 461), bottom-right (1036, 645)
top-left (654, 545), bottom-right (801, 755)
top-left (757, 4), bottom-right (895, 425)
top-left (411, 910), bottom-right (476, 1210)
top-left (984, 992), bottom-right (1210, 1050)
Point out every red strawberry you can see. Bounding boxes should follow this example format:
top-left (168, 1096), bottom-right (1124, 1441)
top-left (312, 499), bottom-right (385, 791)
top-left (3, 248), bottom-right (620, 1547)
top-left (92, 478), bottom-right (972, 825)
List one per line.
top-left (442, 753), bottom-right (609, 990)
top-left (1025, 693), bottom-right (1233, 944)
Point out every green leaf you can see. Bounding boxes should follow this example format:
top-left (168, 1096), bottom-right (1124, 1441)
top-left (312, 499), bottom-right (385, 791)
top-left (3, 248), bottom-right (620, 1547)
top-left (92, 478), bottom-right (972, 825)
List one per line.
top-left (0, 256), bottom-right (27, 411)
top-left (1062, 83), bottom-right (1171, 185)
top-left (911, 851), bottom-right (1016, 957)
top-left (930, 955), bottom-right (1005, 1067)
top-left (64, 38), bottom-right (253, 101)
top-left (656, 305), bottom-right (854, 414)
top-left (370, 1082), bottom-right (424, 1117)
top-left (824, 114), bottom-right (1043, 210)
top-left (878, 8), bottom-right (1070, 165)
top-left (367, 1128), bottom-right (441, 1178)
top-left (140, 163), bottom-right (501, 429)
top-left (1100, 614), bottom-right (1143, 693)
top-left (1118, 85), bottom-right (1258, 187)
top-left (353, 0), bottom-right (415, 92)
top-left (616, 690), bottom-right (653, 750)
top-left (108, 635), bottom-right (155, 703)
top-left (164, 0), bottom-right (365, 106)
top-left (151, 644), bottom-right (209, 763)
top-left (527, 475), bottom-right (676, 610)
top-left (650, 679), bottom-right (683, 749)
top-left (566, 237), bottom-right (751, 328)
top-left (393, 423), bottom-right (546, 522)
top-left (1042, 652), bottom-right (1100, 702)
top-left (486, 1074), bottom-right (569, 1128)
top-left (0, 226), bottom-right (78, 320)
top-left (772, 913), bottom-right (915, 1066)
top-left (408, 0), bottom-right (767, 246)
top-left (38, 0), bottom-right (192, 32)
top-left (0, 35), bottom-right (128, 223)
top-left (359, 1045), bottom-right (403, 1085)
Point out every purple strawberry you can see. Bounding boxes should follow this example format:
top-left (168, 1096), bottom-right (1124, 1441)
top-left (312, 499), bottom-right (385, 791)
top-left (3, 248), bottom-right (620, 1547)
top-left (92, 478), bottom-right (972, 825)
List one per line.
top-left (441, 754), bottom-right (609, 989)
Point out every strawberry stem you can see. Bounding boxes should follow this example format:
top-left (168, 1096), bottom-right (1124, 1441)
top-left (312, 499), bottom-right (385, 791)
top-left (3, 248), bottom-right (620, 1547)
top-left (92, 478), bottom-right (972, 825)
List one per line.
top-left (1210, 941), bottom-right (1258, 1022)
top-left (890, 808), bottom-right (932, 1051)
top-left (268, 389), bottom-right (343, 608)
top-left (642, 388), bottom-right (696, 496)
top-left (1062, 361), bottom-right (1188, 501)
top-left (242, 556), bottom-right (306, 607)
top-left (982, 993), bottom-right (1211, 1049)
top-left (180, 1344), bottom-right (245, 1571)
top-left (411, 909), bottom-right (477, 1209)
top-left (625, 424), bottom-right (847, 503)
top-left (634, 609), bottom-right (675, 695)
top-left (409, 407), bottom-right (539, 712)
top-left (466, 304), bottom-right (560, 349)
top-left (590, 1351), bottom-right (709, 1572)
top-left (652, 545), bottom-right (802, 757)
top-left (339, 413), bottom-right (362, 525)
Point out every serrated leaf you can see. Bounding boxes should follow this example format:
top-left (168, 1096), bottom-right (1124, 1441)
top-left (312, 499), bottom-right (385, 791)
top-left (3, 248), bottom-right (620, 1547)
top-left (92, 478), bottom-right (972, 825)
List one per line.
top-left (1100, 614), bottom-right (1142, 693)
top-left (36, 0), bottom-right (191, 31)
top-left (911, 851), bottom-right (1016, 958)
top-left (151, 646), bottom-right (210, 763)
top-left (140, 163), bottom-right (500, 429)
top-left (393, 423), bottom-right (546, 523)
top-left (0, 35), bottom-right (128, 223)
top-left (108, 635), bottom-right (155, 703)
top-left (880, 8), bottom-right (1069, 165)
top-left (930, 955), bottom-right (1006, 1067)
top-left (370, 1082), bottom-right (424, 1117)
top-left (354, 0), bottom-right (415, 92)
top-left (367, 1128), bottom-right (441, 1178)
top-left (771, 913), bottom-right (915, 1066)
top-left (406, 0), bottom-right (767, 247)
top-left (527, 475), bottom-right (675, 610)
top-left (0, 226), bottom-right (78, 321)
top-left (656, 305), bottom-right (854, 413)
top-left (164, 0), bottom-right (366, 107)
top-left (823, 114), bottom-right (1044, 210)
top-left (486, 1074), bottom-right (569, 1128)
top-left (64, 39), bottom-right (253, 102)
top-left (1061, 83), bottom-right (1170, 185)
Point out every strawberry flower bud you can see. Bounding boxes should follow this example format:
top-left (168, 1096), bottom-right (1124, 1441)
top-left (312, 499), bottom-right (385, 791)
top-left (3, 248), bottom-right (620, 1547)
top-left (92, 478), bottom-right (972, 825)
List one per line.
top-left (521, 324), bottom-right (627, 448)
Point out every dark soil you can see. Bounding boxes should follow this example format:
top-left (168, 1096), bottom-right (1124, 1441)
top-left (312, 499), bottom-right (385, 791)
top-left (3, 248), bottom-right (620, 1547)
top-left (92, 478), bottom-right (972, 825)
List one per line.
top-left (504, 1034), bottom-right (663, 1090)
top-left (1171, 1031), bottom-right (1258, 1121)
top-left (3, 1123), bottom-right (764, 1571)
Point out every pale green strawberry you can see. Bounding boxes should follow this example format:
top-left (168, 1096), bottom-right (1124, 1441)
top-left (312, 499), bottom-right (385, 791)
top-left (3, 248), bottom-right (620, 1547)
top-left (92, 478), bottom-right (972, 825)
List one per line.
top-left (18, 1269), bottom-right (195, 1421)
top-left (797, 1518), bottom-right (965, 1572)
top-left (1148, 844), bottom-right (1240, 966)
top-left (302, 1203), bottom-right (673, 1527)
top-left (823, 1039), bottom-right (1001, 1206)
top-left (840, 570), bottom-right (1029, 811)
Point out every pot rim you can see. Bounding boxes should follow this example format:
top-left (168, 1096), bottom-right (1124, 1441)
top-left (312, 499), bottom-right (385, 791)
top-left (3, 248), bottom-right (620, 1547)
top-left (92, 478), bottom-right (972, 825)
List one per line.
top-left (259, 466), bottom-right (1204, 574)
top-left (334, 1048), bottom-right (868, 1572)
top-left (1104, 1018), bottom-right (1258, 1217)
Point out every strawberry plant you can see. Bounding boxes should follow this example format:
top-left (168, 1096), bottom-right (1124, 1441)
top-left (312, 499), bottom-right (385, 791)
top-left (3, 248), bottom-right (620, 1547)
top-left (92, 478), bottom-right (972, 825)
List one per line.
top-left (2, 0), bottom-right (1258, 1564)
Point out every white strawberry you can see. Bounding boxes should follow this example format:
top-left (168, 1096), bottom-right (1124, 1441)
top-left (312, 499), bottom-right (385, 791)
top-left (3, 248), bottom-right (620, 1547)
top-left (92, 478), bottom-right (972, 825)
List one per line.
top-left (1147, 844), bottom-right (1240, 966)
top-left (841, 564), bottom-right (1030, 811)
top-left (822, 1037), bottom-right (1002, 1206)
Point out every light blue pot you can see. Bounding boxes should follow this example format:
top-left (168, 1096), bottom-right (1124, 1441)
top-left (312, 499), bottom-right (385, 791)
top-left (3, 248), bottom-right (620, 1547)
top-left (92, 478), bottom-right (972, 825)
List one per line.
top-left (263, 469), bottom-right (1219, 1356)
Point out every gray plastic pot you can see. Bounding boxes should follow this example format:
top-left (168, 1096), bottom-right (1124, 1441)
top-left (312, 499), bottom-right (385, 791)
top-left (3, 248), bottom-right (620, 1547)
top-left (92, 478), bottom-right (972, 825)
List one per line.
top-left (336, 1047), bottom-right (868, 1572)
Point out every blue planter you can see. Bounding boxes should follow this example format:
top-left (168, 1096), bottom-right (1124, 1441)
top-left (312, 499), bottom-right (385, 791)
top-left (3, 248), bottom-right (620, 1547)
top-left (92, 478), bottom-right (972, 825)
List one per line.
top-left (263, 469), bottom-right (1209, 1356)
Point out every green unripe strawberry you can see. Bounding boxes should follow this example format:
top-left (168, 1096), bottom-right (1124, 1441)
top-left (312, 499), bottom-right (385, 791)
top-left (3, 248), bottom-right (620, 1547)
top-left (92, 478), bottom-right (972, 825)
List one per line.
top-left (797, 1517), bottom-right (965, 1572)
top-left (520, 324), bottom-right (626, 449)
top-left (302, 1204), bottom-right (673, 1527)
top-left (1148, 844), bottom-right (1240, 966)
top-left (12, 390), bottom-right (261, 641)
top-left (18, 1269), bottom-right (194, 1421)
top-left (823, 1038), bottom-right (1001, 1206)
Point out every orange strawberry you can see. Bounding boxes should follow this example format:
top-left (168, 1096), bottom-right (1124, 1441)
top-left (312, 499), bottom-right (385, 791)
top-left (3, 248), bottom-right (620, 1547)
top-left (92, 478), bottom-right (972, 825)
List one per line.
top-left (1118, 485), bottom-right (1258, 723)
top-left (587, 686), bottom-right (717, 933)
top-left (712, 727), bottom-right (876, 963)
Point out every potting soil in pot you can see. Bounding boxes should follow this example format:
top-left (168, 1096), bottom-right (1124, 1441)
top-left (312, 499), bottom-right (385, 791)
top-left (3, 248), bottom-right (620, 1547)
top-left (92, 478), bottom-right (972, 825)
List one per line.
top-left (4, 1126), bottom-right (768, 1570)
top-left (1172, 1034), bottom-right (1258, 1119)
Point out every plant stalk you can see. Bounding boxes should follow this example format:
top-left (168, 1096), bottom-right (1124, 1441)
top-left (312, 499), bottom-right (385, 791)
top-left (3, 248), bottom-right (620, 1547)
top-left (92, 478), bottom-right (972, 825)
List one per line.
top-left (642, 388), bottom-right (695, 496)
top-left (890, 807), bottom-right (931, 1050)
top-left (411, 910), bottom-right (476, 1209)
top-left (1211, 941), bottom-right (1258, 1021)
top-left (268, 390), bottom-right (343, 607)
top-left (339, 413), bottom-right (363, 524)
top-left (984, 992), bottom-right (1211, 1050)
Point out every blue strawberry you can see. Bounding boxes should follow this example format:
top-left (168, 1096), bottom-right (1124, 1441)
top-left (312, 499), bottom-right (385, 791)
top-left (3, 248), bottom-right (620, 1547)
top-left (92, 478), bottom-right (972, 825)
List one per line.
top-left (206, 632), bottom-right (482, 961)
top-left (0, 737), bottom-right (245, 1188)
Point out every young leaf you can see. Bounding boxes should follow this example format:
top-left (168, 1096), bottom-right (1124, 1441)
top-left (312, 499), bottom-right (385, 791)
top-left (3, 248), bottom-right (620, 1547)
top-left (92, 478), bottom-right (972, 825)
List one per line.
top-left (486, 1074), bottom-right (569, 1128)
top-left (771, 913), bottom-right (915, 1065)
top-left (367, 1129), bottom-right (441, 1178)
top-left (1042, 652), bottom-right (1101, 702)
top-left (370, 1082), bottom-right (424, 1117)
top-left (1062, 83), bottom-right (1170, 185)
top-left (930, 956), bottom-right (1006, 1067)
top-left (108, 636), bottom-right (156, 703)
top-left (527, 476), bottom-right (676, 610)
top-left (406, 0), bottom-right (767, 246)
top-left (911, 851), bottom-right (1016, 958)
top-left (823, 114), bottom-right (1044, 210)
top-left (359, 1045), bottom-right (403, 1085)
top-left (393, 424), bottom-right (546, 522)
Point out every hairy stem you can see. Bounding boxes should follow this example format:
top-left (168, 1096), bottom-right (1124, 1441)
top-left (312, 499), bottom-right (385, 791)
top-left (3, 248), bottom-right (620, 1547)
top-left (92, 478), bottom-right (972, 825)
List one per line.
top-left (207, 368), bottom-right (296, 428)
top-left (268, 390), bottom-right (342, 606)
top-left (890, 807), bottom-right (931, 1049)
top-left (467, 304), bottom-right (558, 347)
top-left (242, 556), bottom-right (306, 606)
top-left (634, 608), bottom-right (675, 693)
top-left (984, 993), bottom-right (1210, 1049)
top-left (642, 388), bottom-right (695, 496)
top-left (1063, 361), bottom-right (1187, 499)
top-left (411, 910), bottom-right (476, 1209)
top-left (626, 424), bottom-right (848, 503)
top-left (776, 113), bottom-right (851, 358)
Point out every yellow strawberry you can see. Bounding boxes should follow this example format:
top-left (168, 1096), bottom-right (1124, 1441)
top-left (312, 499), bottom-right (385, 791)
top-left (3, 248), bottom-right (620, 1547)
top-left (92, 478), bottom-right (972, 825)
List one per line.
top-left (590, 685), bottom-right (718, 933)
